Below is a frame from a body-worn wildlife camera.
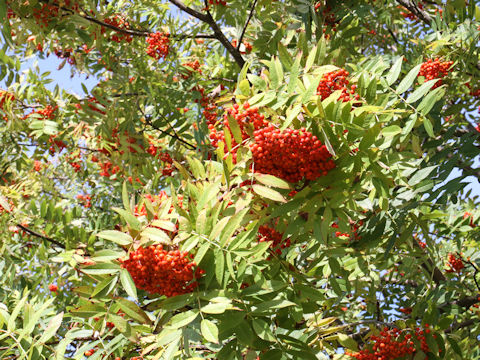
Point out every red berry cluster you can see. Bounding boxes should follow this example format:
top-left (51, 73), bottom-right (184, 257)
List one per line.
top-left (24, 105), bottom-right (57, 121)
top-left (182, 59), bottom-right (202, 79)
top-left (463, 211), bottom-right (476, 227)
top-left (346, 326), bottom-right (432, 360)
top-left (99, 161), bottom-right (120, 177)
top-left (33, 160), bottom-right (42, 172)
top-left (314, 2), bottom-right (339, 30)
top-left (66, 152), bottom-right (82, 173)
top-left (146, 32), bottom-right (170, 60)
top-left (146, 145), bottom-right (174, 176)
top-left (331, 220), bottom-right (363, 241)
top-left (120, 245), bottom-right (204, 297)
top-left (194, 86), bottom-right (222, 126)
top-left (0, 90), bottom-right (14, 108)
top-left (209, 103), bottom-right (268, 161)
top-left (100, 15), bottom-right (133, 43)
top-left (231, 39), bottom-right (253, 54)
top-left (48, 284), bottom-right (58, 293)
top-left (209, 0), bottom-right (227, 5)
top-left (251, 126), bottom-right (335, 183)
top-left (418, 58), bottom-right (453, 89)
top-left (317, 69), bottom-right (359, 102)
top-left (33, 4), bottom-right (59, 27)
top-left (134, 192), bottom-right (170, 218)
top-left (77, 194), bottom-right (92, 208)
top-left (258, 225), bottom-right (291, 256)
top-left (400, 2), bottom-right (423, 20)
top-left (446, 253), bottom-right (464, 273)
top-left (48, 135), bottom-right (67, 154)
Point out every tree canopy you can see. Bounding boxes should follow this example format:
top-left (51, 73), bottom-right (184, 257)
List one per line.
top-left (1, 0), bottom-right (480, 359)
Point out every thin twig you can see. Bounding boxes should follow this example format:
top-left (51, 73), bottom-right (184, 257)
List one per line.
top-left (237, 0), bottom-right (258, 49)
top-left (17, 224), bottom-right (65, 249)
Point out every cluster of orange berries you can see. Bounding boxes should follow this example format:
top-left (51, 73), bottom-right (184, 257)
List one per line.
top-left (101, 15), bottom-right (133, 43)
top-left (33, 160), bottom-right (43, 172)
top-left (347, 326), bottom-right (432, 360)
top-left (48, 284), bottom-right (58, 293)
top-left (120, 245), bottom-right (204, 297)
top-left (418, 58), bottom-right (453, 89)
top-left (48, 135), bottom-right (67, 154)
top-left (317, 69), bottom-right (359, 102)
top-left (146, 32), bottom-right (170, 60)
top-left (194, 86), bottom-right (222, 126)
top-left (314, 2), bottom-right (339, 30)
top-left (258, 225), bottom-right (291, 257)
top-left (0, 91), bottom-right (14, 108)
top-left (32, 3), bottom-right (59, 27)
top-left (0, 91), bottom-right (14, 121)
top-left (332, 220), bottom-right (363, 241)
top-left (134, 192), bottom-right (170, 218)
top-left (399, 2), bottom-right (424, 20)
top-left (251, 126), bottom-right (335, 183)
top-left (463, 211), bottom-right (476, 227)
top-left (76, 194), bottom-right (92, 208)
top-left (24, 105), bottom-right (57, 121)
top-left (446, 253), bottom-right (464, 273)
top-left (146, 145), bottom-right (174, 176)
top-left (66, 152), bottom-right (82, 173)
top-left (231, 39), bottom-right (253, 54)
top-left (182, 60), bottom-right (202, 79)
top-left (209, 103), bottom-right (268, 161)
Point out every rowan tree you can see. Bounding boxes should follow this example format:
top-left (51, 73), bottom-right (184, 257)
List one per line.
top-left (0, 0), bottom-right (480, 359)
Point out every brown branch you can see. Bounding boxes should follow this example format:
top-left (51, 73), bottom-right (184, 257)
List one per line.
top-left (168, 0), bottom-right (209, 22)
top-left (17, 224), bottom-right (65, 249)
top-left (237, 0), bottom-right (258, 49)
top-left (396, 0), bottom-right (432, 25)
top-left (168, 0), bottom-right (246, 68)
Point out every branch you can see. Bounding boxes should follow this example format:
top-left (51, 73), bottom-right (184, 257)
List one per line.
top-left (17, 224), bottom-right (65, 249)
top-left (142, 114), bottom-right (197, 150)
top-left (168, 0), bottom-right (246, 68)
top-left (168, 0), bottom-right (209, 22)
top-left (237, 0), bottom-right (258, 49)
top-left (396, 0), bottom-right (432, 25)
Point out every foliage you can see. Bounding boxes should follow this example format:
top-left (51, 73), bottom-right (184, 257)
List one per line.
top-left (0, 0), bottom-right (480, 359)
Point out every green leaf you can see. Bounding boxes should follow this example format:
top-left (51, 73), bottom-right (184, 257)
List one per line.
top-left (251, 299), bottom-right (296, 314)
top-left (254, 174), bottom-right (291, 189)
top-left (408, 166), bottom-right (437, 186)
top-left (122, 181), bottom-right (130, 211)
top-left (38, 312), bottom-right (63, 344)
top-left (406, 79), bottom-right (438, 103)
top-left (141, 227), bottom-right (172, 245)
top-left (201, 302), bottom-right (228, 314)
top-left (386, 56), bottom-right (403, 86)
top-left (90, 249), bottom-right (125, 262)
top-left (150, 220), bottom-right (177, 232)
top-left (423, 117), bottom-right (434, 137)
top-left (252, 185), bottom-right (287, 203)
top-left (252, 319), bottom-right (276, 342)
top-left (120, 269), bottom-right (138, 301)
top-left (337, 333), bottom-right (358, 351)
top-left (304, 44), bottom-right (317, 73)
top-left (301, 75), bottom-right (320, 104)
top-left (82, 263), bottom-right (121, 275)
top-left (396, 64), bottom-right (421, 94)
top-left (288, 53), bottom-right (302, 94)
top-left (167, 309), bottom-right (199, 329)
top-left (112, 208), bottom-right (141, 231)
top-left (226, 114), bottom-right (244, 145)
top-left (219, 208), bottom-right (249, 247)
top-left (382, 125), bottom-right (402, 137)
top-left (201, 319), bottom-right (219, 343)
top-left (117, 298), bottom-right (152, 325)
top-left (215, 250), bottom-right (225, 285)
